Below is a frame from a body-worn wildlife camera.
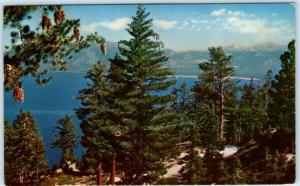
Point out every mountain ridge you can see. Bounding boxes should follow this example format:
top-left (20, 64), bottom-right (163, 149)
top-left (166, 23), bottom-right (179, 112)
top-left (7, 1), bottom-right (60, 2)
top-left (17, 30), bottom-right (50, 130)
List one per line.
top-left (66, 41), bottom-right (285, 79)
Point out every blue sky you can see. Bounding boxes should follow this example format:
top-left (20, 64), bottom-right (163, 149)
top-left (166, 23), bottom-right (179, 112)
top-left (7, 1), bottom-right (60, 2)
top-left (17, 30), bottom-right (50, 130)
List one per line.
top-left (4, 3), bottom-right (296, 50)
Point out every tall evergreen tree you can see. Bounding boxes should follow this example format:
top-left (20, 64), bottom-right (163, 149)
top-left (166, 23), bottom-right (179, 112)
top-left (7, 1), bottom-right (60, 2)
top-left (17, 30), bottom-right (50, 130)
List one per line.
top-left (252, 70), bottom-right (272, 135)
top-left (232, 78), bottom-right (266, 144)
top-left (77, 5), bottom-right (179, 184)
top-left (268, 39), bottom-right (295, 152)
top-left (115, 5), bottom-right (178, 183)
top-left (171, 82), bottom-right (194, 139)
top-left (199, 104), bottom-right (225, 184)
top-left (4, 111), bottom-right (48, 186)
top-left (51, 114), bottom-right (78, 166)
top-left (189, 46), bottom-right (237, 183)
top-left (193, 46), bottom-right (237, 141)
top-left (179, 109), bottom-right (204, 184)
top-left (175, 83), bottom-right (205, 184)
top-left (76, 61), bottom-right (113, 173)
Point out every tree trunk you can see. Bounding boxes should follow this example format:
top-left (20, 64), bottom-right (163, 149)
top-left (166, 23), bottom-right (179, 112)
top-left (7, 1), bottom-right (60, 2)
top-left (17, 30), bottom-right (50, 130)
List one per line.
top-left (110, 152), bottom-right (116, 185)
top-left (220, 82), bottom-right (225, 140)
top-left (97, 162), bottom-right (102, 186)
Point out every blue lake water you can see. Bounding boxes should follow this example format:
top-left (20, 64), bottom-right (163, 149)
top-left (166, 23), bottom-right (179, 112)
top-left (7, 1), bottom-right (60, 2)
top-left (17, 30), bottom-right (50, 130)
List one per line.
top-left (4, 72), bottom-right (260, 167)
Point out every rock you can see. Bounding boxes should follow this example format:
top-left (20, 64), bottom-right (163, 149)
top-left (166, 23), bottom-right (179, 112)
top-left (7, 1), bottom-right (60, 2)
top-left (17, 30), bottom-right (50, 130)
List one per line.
top-left (69, 163), bottom-right (80, 172)
top-left (286, 154), bottom-right (295, 162)
top-left (55, 168), bottom-right (63, 174)
top-left (115, 177), bottom-right (122, 183)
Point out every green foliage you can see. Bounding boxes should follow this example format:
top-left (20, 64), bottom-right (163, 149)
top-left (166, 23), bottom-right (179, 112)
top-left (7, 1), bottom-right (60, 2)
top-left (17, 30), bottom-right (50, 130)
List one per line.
top-left (193, 46), bottom-right (237, 141)
top-left (245, 148), bottom-right (295, 184)
top-left (200, 107), bottom-right (225, 184)
top-left (77, 5), bottom-right (179, 184)
top-left (171, 82), bottom-right (195, 141)
top-left (76, 61), bottom-right (112, 174)
top-left (4, 5), bottom-right (105, 91)
top-left (4, 111), bottom-right (48, 186)
top-left (230, 76), bottom-right (269, 144)
top-left (181, 46), bottom-right (238, 184)
top-left (268, 39), bottom-right (295, 152)
top-left (180, 148), bottom-right (205, 184)
top-left (51, 114), bottom-right (78, 166)
top-left (4, 6), bottom-right (38, 27)
top-left (225, 157), bottom-right (247, 184)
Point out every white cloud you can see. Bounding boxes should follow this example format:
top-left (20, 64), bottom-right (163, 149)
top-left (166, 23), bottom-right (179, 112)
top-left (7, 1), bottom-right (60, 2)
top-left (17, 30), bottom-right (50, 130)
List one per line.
top-left (153, 19), bottom-right (178, 30)
top-left (211, 9), bottom-right (249, 17)
top-left (223, 15), bottom-right (295, 43)
top-left (211, 8), bottom-right (226, 16)
top-left (99, 17), bottom-right (130, 31)
top-left (226, 16), bottom-right (266, 34)
top-left (82, 23), bottom-right (98, 33)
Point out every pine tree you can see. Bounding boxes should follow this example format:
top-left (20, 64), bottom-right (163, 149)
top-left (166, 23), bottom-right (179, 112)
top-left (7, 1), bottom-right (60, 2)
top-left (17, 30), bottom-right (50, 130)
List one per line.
top-left (268, 39), bottom-right (295, 152)
top-left (4, 111), bottom-right (48, 185)
top-left (200, 104), bottom-right (225, 184)
top-left (179, 113), bottom-right (204, 184)
top-left (51, 114), bottom-right (78, 166)
top-left (193, 46), bottom-right (237, 141)
top-left (115, 5), bottom-right (178, 183)
top-left (76, 61), bottom-right (113, 174)
top-left (4, 5), bottom-right (105, 91)
top-left (250, 70), bottom-right (272, 141)
top-left (191, 46), bottom-right (237, 183)
top-left (171, 82), bottom-right (194, 140)
top-left (233, 78), bottom-right (262, 143)
top-left (77, 5), bottom-right (178, 184)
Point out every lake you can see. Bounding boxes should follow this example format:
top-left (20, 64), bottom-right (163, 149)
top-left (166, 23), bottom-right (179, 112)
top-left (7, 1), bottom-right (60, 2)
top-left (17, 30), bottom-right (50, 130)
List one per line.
top-left (4, 72), bottom-right (260, 167)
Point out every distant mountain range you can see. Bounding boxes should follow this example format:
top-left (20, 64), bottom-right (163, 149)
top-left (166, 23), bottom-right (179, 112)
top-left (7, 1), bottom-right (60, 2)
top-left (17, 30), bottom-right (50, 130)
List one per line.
top-left (67, 41), bottom-right (286, 79)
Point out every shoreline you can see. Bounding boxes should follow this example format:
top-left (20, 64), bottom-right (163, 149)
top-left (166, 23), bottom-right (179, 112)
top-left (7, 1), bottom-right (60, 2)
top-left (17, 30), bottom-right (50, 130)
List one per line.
top-left (50, 71), bottom-right (260, 81)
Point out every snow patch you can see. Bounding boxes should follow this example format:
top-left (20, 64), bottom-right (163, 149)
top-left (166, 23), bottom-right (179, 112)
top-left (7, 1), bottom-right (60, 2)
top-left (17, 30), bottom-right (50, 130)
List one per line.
top-left (286, 154), bottom-right (295, 162)
top-left (55, 168), bottom-right (63, 174)
top-left (219, 145), bottom-right (239, 158)
top-left (69, 163), bottom-right (80, 172)
top-left (179, 152), bottom-right (189, 159)
top-left (164, 163), bottom-right (185, 178)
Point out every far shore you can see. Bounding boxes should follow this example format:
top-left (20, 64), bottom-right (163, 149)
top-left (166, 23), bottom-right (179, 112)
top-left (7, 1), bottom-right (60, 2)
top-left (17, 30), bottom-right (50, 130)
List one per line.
top-left (50, 71), bottom-right (260, 81)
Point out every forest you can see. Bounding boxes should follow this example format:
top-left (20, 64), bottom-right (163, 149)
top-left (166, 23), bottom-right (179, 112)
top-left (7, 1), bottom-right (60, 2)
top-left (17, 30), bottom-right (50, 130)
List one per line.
top-left (3, 4), bottom-right (295, 185)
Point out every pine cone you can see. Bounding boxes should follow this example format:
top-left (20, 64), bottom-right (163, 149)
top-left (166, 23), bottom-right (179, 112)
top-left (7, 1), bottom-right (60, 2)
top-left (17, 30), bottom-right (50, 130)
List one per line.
top-left (46, 17), bottom-right (52, 29)
top-left (13, 86), bottom-right (24, 103)
top-left (42, 15), bottom-right (48, 30)
top-left (100, 43), bottom-right (107, 55)
top-left (54, 9), bottom-right (65, 24)
top-left (74, 27), bottom-right (80, 41)
top-left (42, 15), bottom-right (52, 30)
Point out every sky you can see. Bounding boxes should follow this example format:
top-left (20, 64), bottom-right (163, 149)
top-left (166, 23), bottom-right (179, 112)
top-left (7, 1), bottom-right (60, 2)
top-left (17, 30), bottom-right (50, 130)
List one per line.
top-left (4, 3), bottom-right (296, 51)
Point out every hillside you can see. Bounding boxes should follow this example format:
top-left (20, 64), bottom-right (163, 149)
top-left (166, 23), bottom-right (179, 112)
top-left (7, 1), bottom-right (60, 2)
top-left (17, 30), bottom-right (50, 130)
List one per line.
top-left (66, 42), bottom-right (285, 79)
